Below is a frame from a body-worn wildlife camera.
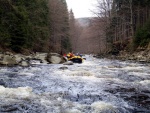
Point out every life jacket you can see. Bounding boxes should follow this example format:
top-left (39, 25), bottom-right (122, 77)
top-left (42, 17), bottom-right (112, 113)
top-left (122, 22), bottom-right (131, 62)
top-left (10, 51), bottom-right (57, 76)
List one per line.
top-left (67, 53), bottom-right (74, 58)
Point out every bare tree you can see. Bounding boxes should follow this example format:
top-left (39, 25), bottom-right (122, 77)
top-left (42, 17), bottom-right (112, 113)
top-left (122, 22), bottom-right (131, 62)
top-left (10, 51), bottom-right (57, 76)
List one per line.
top-left (91, 0), bottom-right (113, 52)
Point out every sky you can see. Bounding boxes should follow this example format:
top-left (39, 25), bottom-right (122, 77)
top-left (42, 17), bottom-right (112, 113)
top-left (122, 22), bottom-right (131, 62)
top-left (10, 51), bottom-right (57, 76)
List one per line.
top-left (66, 0), bottom-right (97, 18)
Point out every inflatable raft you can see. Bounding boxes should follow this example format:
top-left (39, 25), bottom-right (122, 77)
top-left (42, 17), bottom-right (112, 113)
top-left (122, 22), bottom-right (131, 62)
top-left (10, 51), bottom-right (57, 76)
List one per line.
top-left (66, 53), bottom-right (84, 63)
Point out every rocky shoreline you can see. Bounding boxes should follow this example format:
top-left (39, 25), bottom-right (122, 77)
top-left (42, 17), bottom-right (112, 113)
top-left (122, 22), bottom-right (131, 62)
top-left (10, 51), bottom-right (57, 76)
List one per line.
top-left (1, 49), bottom-right (150, 67)
top-left (95, 49), bottom-right (150, 64)
top-left (0, 52), bottom-right (66, 67)
top-left (117, 50), bottom-right (150, 63)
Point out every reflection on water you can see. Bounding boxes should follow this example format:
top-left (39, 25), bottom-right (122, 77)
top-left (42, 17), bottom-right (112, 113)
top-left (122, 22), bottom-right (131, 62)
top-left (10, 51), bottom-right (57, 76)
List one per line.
top-left (0, 55), bottom-right (150, 113)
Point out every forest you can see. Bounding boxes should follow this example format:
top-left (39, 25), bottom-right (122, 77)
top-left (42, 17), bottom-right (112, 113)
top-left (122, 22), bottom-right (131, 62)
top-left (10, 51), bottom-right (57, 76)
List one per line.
top-left (0, 1), bottom-right (150, 112)
top-left (0, 0), bottom-right (150, 55)
top-left (75, 0), bottom-right (150, 54)
top-left (0, 0), bottom-right (70, 54)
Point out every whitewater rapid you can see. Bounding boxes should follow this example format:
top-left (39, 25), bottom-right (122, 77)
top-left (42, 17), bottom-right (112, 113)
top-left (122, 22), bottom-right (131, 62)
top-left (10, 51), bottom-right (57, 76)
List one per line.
top-left (0, 55), bottom-right (149, 113)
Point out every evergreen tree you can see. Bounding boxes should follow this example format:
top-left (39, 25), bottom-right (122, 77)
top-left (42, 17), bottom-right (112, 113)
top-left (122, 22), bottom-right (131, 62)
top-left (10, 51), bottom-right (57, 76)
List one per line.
top-left (69, 9), bottom-right (76, 51)
top-left (0, 0), bottom-right (49, 52)
top-left (60, 0), bottom-right (71, 52)
top-left (48, 0), bottom-right (71, 53)
top-left (0, 0), bottom-right (72, 53)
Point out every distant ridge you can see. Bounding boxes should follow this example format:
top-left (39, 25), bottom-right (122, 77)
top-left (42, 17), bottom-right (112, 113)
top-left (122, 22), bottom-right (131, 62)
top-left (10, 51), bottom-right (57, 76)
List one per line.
top-left (76, 17), bottom-right (93, 27)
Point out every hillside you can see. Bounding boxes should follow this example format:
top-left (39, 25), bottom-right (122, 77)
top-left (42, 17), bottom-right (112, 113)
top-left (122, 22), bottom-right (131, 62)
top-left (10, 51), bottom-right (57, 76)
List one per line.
top-left (76, 17), bottom-right (93, 27)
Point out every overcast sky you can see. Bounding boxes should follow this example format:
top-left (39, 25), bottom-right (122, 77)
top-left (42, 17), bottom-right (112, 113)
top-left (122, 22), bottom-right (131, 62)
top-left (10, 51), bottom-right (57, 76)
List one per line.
top-left (66, 0), bottom-right (96, 18)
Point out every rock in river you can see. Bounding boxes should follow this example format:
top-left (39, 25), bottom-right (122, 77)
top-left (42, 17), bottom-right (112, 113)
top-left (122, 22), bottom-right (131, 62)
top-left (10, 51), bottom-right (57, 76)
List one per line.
top-left (46, 53), bottom-right (66, 64)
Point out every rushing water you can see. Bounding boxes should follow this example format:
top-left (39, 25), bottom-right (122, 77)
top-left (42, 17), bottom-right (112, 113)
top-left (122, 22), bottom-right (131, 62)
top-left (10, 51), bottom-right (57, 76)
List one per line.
top-left (0, 55), bottom-right (150, 113)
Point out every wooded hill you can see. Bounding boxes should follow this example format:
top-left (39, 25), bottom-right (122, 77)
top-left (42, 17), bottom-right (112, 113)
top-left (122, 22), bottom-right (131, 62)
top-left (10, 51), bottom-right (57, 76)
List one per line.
top-left (0, 0), bottom-right (150, 55)
top-left (70, 0), bottom-right (150, 54)
top-left (109, 0), bottom-right (150, 52)
top-left (0, 0), bottom-right (71, 54)
top-left (86, 0), bottom-right (150, 52)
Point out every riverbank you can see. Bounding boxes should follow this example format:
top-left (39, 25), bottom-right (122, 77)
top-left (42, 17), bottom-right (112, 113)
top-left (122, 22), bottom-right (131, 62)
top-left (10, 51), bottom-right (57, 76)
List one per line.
top-left (117, 49), bottom-right (150, 63)
top-left (0, 52), bottom-right (66, 67)
top-left (95, 49), bottom-right (150, 63)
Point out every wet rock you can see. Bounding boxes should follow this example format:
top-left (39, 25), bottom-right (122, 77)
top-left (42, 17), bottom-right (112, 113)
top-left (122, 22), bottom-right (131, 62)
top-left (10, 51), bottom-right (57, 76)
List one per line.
top-left (5, 51), bottom-right (13, 56)
top-left (142, 90), bottom-right (150, 94)
top-left (14, 54), bottom-right (26, 63)
top-left (0, 52), bottom-right (67, 66)
top-left (0, 105), bottom-right (18, 112)
top-left (13, 54), bottom-right (31, 67)
top-left (19, 60), bottom-right (30, 67)
top-left (0, 55), bottom-right (17, 66)
top-left (0, 102), bottom-right (47, 113)
top-left (105, 87), bottom-right (136, 94)
top-left (0, 79), bottom-right (6, 87)
top-left (128, 56), bottom-right (137, 60)
top-left (117, 50), bottom-right (150, 63)
top-left (33, 52), bottom-right (48, 63)
top-left (131, 94), bottom-right (149, 100)
top-left (59, 66), bottom-right (68, 70)
top-left (46, 53), bottom-right (66, 64)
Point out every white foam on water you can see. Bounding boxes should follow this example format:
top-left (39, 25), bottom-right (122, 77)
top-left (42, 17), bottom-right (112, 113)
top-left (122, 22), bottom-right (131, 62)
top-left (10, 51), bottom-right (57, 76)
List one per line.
top-left (0, 55), bottom-right (149, 112)
top-left (69, 70), bottom-right (93, 76)
top-left (0, 68), bottom-right (8, 73)
top-left (121, 66), bottom-right (144, 72)
top-left (30, 67), bottom-right (42, 72)
top-left (0, 85), bottom-right (33, 99)
top-left (59, 69), bottom-right (106, 83)
top-left (82, 60), bottom-right (96, 66)
top-left (139, 80), bottom-right (150, 87)
top-left (30, 60), bottom-right (41, 64)
top-left (128, 71), bottom-right (150, 78)
top-left (40, 98), bottom-right (53, 107)
top-left (65, 109), bottom-right (82, 113)
top-left (38, 94), bottom-right (80, 112)
top-left (91, 101), bottom-right (118, 113)
top-left (11, 68), bottom-right (40, 77)
top-left (17, 67), bottom-right (42, 76)
top-left (18, 72), bottom-right (34, 76)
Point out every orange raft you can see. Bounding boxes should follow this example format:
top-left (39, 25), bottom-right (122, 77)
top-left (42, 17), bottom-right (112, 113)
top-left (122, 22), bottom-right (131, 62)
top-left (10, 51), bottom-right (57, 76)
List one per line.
top-left (66, 53), bottom-right (84, 63)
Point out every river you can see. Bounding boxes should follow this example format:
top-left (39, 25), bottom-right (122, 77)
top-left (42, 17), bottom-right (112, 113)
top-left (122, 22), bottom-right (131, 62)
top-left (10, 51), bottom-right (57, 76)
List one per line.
top-left (0, 55), bottom-right (150, 113)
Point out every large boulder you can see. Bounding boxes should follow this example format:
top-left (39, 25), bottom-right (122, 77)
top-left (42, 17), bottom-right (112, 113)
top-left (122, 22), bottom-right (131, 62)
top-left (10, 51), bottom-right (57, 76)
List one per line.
top-left (18, 60), bottom-right (30, 67)
top-left (14, 54), bottom-right (26, 63)
top-left (33, 52), bottom-right (48, 63)
top-left (14, 54), bottom-right (31, 67)
top-left (0, 52), bottom-right (68, 66)
top-left (0, 53), bottom-right (31, 67)
top-left (0, 54), bottom-right (17, 66)
top-left (46, 53), bottom-right (66, 64)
